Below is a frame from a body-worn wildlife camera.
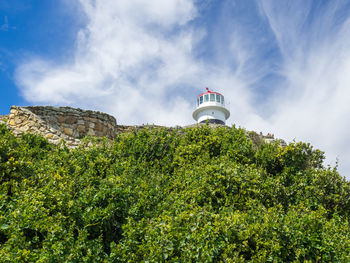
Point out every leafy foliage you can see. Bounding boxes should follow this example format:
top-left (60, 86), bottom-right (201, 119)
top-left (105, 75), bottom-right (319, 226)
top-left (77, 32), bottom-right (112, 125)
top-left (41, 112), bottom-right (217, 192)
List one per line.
top-left (0, 123), bottom-right (349, 262)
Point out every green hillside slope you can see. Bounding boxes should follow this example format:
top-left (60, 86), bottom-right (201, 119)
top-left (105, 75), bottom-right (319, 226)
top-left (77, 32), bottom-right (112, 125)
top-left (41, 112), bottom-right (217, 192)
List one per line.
top-left (0, 123), bottom-right (349, 262)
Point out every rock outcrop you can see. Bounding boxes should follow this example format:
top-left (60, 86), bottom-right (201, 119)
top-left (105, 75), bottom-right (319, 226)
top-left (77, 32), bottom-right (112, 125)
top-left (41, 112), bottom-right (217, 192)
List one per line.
top-left (5, 106), bottom-right (117, 148)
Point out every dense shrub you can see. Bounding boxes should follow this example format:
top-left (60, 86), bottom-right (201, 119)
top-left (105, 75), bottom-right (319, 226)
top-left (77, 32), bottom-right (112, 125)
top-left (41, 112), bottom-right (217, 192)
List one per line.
top-left (0, 123), bottom-right (349, 262)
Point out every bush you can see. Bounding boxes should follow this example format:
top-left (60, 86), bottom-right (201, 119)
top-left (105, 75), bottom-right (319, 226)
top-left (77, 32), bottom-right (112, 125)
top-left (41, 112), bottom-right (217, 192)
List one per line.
top-left (0, 123), bottom-right (349, 262)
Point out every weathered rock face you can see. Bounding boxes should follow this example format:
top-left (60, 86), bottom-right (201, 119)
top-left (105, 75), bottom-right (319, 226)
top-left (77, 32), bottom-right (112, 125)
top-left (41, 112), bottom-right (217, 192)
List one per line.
top-left (5, 106), bottom-right (117, 147)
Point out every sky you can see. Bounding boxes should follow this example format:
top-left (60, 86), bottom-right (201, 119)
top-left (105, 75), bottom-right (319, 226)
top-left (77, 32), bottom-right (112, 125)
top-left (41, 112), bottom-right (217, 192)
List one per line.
top-left (1, 0), bottom-right (350, 178)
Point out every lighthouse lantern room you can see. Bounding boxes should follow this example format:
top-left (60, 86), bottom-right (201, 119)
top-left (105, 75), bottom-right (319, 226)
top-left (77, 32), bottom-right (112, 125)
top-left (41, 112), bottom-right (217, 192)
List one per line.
top-left (192, 88), bottom-right (230, 125)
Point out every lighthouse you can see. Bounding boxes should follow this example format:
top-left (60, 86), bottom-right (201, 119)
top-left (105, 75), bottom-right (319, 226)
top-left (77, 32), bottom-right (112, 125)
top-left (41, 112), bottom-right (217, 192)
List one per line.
top-left (192, 88), bottom-right (230, 125)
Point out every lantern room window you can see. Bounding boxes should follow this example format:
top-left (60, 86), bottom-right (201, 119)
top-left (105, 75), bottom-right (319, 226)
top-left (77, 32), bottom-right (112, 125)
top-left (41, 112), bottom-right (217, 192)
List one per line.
top-left (200, 96), bottom-right (203, 104)
top-left (204, 94), bottom-right (209, 102)
top-left (210, 94), bottom-right (215, 101)
top-left (216, 94), bottom-right (220, 103)
top-left (221, 96), bottom-right (224, 104)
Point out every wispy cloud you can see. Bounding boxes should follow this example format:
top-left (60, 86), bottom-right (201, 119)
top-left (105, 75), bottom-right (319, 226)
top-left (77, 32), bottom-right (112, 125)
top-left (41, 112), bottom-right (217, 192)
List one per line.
top-left (256, 0), bottom-right (350, 176)
top-left (0, 16), bottom-right (16, 31)
top-left (14, 0), bottom-right (350, 177)
top-left (0, 16), bottom-right (9, 31)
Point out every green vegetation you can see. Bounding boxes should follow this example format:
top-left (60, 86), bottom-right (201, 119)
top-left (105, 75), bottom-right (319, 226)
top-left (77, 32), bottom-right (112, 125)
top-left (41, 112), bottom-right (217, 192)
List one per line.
top-left (0, 123), bottom-right (349, 262)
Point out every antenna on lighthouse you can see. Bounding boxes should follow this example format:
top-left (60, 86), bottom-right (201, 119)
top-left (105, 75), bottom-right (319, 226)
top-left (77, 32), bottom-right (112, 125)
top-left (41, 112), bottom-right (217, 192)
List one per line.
top-left (192, 88), bottom-right (230, 125)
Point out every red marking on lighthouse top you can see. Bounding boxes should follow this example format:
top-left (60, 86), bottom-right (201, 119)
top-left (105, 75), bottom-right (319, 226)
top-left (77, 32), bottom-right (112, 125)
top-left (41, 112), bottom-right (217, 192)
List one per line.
top-left (197, 87), bottom-right (222, 98)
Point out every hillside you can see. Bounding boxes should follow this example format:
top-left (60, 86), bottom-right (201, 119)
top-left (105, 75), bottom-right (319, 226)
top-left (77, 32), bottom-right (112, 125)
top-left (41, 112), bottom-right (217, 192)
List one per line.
top-left (0, 123), bottom-right (349, 262)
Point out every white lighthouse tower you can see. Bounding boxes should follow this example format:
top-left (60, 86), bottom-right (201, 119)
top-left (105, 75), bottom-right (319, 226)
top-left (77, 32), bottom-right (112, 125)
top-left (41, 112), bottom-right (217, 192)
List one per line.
top-left (192, 88), bottom-right (230, 125)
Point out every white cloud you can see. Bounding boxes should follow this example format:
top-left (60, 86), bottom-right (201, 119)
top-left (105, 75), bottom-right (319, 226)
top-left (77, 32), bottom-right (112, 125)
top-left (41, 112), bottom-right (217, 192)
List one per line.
top-left (257, 0), bottom-right (350, 176)
top-left (16, 0), bottom-right (200, 125)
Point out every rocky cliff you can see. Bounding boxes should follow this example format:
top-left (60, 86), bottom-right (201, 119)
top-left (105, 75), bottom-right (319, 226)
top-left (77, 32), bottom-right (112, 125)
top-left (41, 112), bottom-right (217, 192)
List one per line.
top-left (3, 106), bottom-right (117, 147)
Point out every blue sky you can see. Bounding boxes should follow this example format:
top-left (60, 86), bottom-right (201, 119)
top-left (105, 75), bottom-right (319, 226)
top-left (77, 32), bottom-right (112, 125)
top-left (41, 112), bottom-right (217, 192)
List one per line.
top-left (1, 0), bottom-right (350, 178)
top-left (0, 0), bottom-right (83, 110)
